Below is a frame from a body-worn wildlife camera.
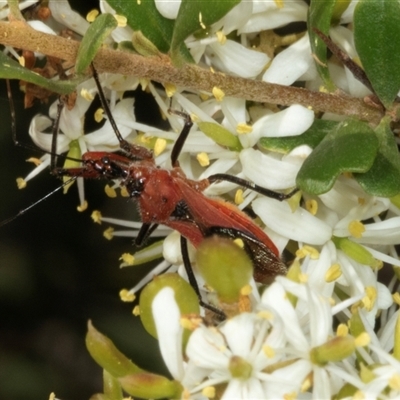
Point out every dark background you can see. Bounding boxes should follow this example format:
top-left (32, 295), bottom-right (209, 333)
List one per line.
top-left (0, 2), bottom-right (169, 399)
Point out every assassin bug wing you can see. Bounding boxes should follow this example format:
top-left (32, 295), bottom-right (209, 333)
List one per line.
top-left (169, 177), bottom-right (286, 283)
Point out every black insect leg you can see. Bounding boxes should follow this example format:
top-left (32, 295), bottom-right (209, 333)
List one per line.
top-left (180, 236), bottom-right (226, 319)
top-left (207, 174), bottom-right (298, 201)
top-left (135, 223), bottom-right (159, 247)
top-left (168, 109), bottom-right (193, 168)
top-left (91, 64), bottom-right (153, 161)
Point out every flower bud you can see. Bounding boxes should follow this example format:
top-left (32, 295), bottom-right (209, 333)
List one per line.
top-left (310, 336), bottom-right (355, 366)
top-left (196, 236), bottom-right (253, 303)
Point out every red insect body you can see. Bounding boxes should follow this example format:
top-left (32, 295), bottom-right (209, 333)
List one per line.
top-left (67, 149), bottom-right (286, 283)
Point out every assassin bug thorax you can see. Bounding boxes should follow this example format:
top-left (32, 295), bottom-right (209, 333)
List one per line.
top-left (5, 65), bottom-right (297, 313)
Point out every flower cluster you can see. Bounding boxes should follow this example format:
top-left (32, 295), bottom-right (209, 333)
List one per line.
top-left (3, 0), bottom-right (400, 398)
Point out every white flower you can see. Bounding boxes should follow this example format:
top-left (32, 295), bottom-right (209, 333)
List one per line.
top-left (263, 34), bottom-right (317, 85)
top-left (49, 0), bottom-right (89, 36)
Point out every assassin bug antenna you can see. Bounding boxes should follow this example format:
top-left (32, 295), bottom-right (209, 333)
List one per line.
top-left (0, 81), bottom-right (84, 227)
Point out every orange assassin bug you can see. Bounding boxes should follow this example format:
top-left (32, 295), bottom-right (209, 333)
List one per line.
top-left (3, 65), bottom-right (297, 314)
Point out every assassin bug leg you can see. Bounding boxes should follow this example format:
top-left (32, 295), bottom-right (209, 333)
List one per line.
top-left (135, 223), bottom-right (160, 247)
top-left (180, 236), bottom-right (226, 319)
top-left (90, 64), bottom-right (153, 161)
top-left (167, 108), bottom-right (193, 168)
top-left (207, 174), bottom-right (299, 201)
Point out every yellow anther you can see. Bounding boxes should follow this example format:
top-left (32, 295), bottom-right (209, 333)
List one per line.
top-left (180, 315), bottom-right (202, 331)
top-left (119, 253), bottom-right (135, 266)
top-left (94, 107), bottom-right (104, 122)
top-left (257, 310), bottom-right (274, 320)
top-left (236, 123), bottom-right (253, 134)
top-left (362, 286), bottom-right (377, 311)
top-left (164, 83), bottom-right (176, 97)
top-left (299, 272), bottom-right (308, 283)
top-left (133, 305), bottom-right (140, 316)
top-left (283, 392), bottom-right (296, 400)
top-left (114, 14), bottom-right (127, 27)
top-left (197, 152), bottom-right (210, 167)
top-left (190, 113), bottom-right (199, 123)
top-left (348, 220), bottom-right (365, 238)
top-left (212, 86), bottom-right (225, 101)
top-left (80, 88), bottom-right (94, 101)
top-left (352, 390), bottom-right (365, 400)
top-left (200, 92), bottom-right (210, 100)
top-left (49, 393), bottom-right (56, 400)
top-left (202, 386), bottom-right (215, 398)
top-left (105, 184), bottom-right (117, 198)
top-left (103, 227), bottom-right (114, 240)
top-left (325, 263), bottom-right (342, 282)
top-left (18, 56), bottom-right (25, 67)
top-left (216, 30), bottom-right (226, 44)
top-left (120, 186), bottom-right (129, 197)
top-left (86, 9), bottom-right (99, 22)
top-left (301, 375), bottom-right (312, 392)
top-left (263, 345), bottom-right (275, 358)
top-left (91, 210), bottom-right (102, 224)
top-left (336, 323), bottom-right (349, 337)
top-left (154, 138), bottom-right (167, 157)
top-left (305, 199), bottom-right (318, 215)
top-left (319, 85), bottom-right (329, 93)
top-left (389, 374), bottom-right (400, 391)
top-left (77, 200), bottom-right (88, 212)
top-left (235, 189), bottom-right (244, 205)
top-left (296, 245), bottom-right (320, 260)
top-left (240, 284), bottom-right (252, 296)
top-left (26, 157), bottom-right (42, 166)
top-left (119, 288), bottom-right (136, 302)
top-left (274, 0), bottom-right (284, 8)
top-left (16, 177), bottom-right (27, 189)
top-left (355, 332), bottom-right (370, 347)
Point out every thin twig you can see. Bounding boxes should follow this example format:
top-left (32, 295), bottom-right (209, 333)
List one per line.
top-left (0, 21), bottom-right (384, 124)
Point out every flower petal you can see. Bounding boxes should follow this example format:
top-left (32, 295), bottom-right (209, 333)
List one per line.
top-left (207, 40), bottom-right (269, 78)
top-left (252, 197), bottom-right (333, 245)
top-left (263, 34), bottom-right (316, 85)
top-left (152, 287), bottom-right (184, 380)
top-left (240, 148), bottom-right (299, 190)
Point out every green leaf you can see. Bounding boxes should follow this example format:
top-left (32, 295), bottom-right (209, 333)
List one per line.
top-left (198, 121), bottom-right (242, 151)
top-left (354, 0), bottom-right (400, 109)
top-left (76, 13), bottom-right (118, 75)
top-left (354, 117), bottom-right (400, 197)
top-left (259, 119), bottom-right (338, 153)
top-left (86, 321), bottom-right (144, 378)
top-left (0, 52), bottom-right (81, 94)
top-left (296, 119), bottom-right (379, 195)
top-left (170, 0), bottom-right (241, 66)
top-left (106, 0), bottom-right (174, 53)
top-left (308, 0), bottom-right (337, 91)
